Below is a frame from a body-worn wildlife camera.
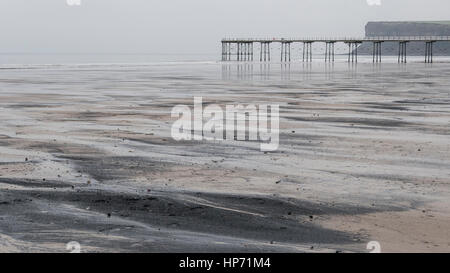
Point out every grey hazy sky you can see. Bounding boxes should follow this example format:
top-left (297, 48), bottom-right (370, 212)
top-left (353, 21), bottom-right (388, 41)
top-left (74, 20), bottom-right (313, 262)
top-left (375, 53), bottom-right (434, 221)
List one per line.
top-left (1, 0), bottom-right (449, 54)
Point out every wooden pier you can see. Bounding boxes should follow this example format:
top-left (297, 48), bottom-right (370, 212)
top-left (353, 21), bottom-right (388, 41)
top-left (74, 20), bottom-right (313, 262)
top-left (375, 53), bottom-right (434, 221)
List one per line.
top-left (221, 36), bottom-right (450, 63)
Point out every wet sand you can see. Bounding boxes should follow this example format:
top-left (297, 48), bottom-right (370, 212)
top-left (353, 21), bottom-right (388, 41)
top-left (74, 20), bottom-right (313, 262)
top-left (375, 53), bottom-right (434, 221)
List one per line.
top-left (0, 60), bottom-right (450, 252)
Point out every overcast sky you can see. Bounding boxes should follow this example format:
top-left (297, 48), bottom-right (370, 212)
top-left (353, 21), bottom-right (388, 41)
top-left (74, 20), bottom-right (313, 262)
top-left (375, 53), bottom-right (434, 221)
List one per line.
top-left (1, 0), bottom-right (449, 54)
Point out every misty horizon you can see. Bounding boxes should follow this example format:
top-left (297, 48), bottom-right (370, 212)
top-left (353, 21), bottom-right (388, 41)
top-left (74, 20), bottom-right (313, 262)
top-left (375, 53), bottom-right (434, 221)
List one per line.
top-left (1, 0), bottom-right (450, 54)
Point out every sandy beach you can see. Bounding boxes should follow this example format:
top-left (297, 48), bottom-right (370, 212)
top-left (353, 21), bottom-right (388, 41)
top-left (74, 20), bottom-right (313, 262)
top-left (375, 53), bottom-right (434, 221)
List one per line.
top-left (1, 60), bottom-right (449, 253)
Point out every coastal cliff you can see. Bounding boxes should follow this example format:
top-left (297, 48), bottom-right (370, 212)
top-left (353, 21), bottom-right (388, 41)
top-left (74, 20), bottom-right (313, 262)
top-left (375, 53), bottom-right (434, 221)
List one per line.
top-left (358, 21), bottom-right (450, 56)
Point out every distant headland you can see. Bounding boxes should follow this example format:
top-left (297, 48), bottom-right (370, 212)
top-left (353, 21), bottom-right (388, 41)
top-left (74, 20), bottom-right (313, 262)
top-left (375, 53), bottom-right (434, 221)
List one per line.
top-left (358, 21), bottom-right (450, 56)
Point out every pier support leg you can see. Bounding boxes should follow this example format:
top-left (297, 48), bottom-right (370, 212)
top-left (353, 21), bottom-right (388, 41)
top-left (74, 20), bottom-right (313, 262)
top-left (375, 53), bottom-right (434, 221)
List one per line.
top-left (245, 43), bottom-right (249, 61)
top-left (281, 42), bottom-right (291, 62)
top-left (302, 42), bottom-right (313, 62)
top-left (373, 42), bottom-right (376, 63)
top-left (222, 42), bottom-right (225, 61)
top-left (404, 42), bottom-right (407, 63)
top-left (223, 42), bottom-right (226, 61)
top-left (398, 42), bottom-right (408, 63)
top-left (372, 42), bottom-right (383, 63)
top-left (246, 43), bottom-right (249, 61)
top-left (378, 42), bottom-right (382, 63)
top-left (260, 43), bottom-right (263, 62)
top-left (260, 42), bottom-right (271, 62)
top-left (238, 43), bottom-right (241, 62)
top-left (324, 42), bottom-right (335, 62)
top-left (287, 43), bottom-right (290, 62)
top-left (431, 42), bottom-right (433, 63)
top-left (346, 42), bottom-right (361, 63)
top-left (348, 43), bottom-right (351, 63)
top-left (302, 43), bottom-right (305, 62)
top-left (264, 43), bottom-right (267, 62)
top-left (332, 43), bottom-right (335, 62)
top-left (425, 42), bottom-right (434, 63)
top-left (289, 43), bottom-right (291, 62)
top-left (309, 42), bottom-right (312, 62)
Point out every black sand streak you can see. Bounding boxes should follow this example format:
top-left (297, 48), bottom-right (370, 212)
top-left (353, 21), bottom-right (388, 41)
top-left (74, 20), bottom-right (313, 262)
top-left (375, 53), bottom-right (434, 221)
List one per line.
top-left (0, 184), bottom-right (387, 250)
top-left (360, 102), bottom-right (410, 111)
top-left (58, 156), bottom-right (172, 182)
top-left (286, 116), bottom-right (412, 127)
top-left (0, 178), bottom-right (73, 189)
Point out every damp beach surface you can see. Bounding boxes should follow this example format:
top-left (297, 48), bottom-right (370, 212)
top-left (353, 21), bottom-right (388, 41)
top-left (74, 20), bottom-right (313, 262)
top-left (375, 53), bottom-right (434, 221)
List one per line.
top-left (0, 58), bottom-right (450, 253)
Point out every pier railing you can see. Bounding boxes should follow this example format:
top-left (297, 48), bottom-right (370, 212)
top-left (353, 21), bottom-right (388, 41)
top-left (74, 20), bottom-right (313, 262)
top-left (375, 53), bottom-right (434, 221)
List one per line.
top-left (222, 36), bottom-right (450, 42)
